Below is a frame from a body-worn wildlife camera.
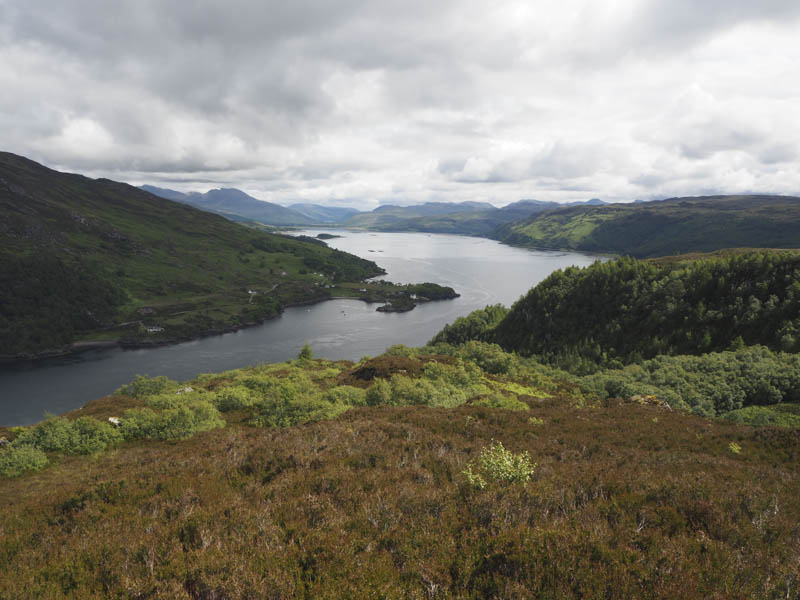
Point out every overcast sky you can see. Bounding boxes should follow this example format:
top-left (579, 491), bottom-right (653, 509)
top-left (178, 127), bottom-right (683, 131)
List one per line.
top-left (2, 1), bottom-right (799, 209)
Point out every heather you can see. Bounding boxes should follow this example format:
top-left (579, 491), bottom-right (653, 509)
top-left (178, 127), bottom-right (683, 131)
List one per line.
top-left (1, 345), bottom-right (798, 598)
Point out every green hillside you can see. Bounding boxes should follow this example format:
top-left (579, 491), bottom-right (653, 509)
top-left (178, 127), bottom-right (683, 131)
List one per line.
top-left (431, 250), bottom-right (800, 375)
top-left (496, 195), bottom-right (800, 257)
top-left (342, 199), bottom-right (608, 236)
top-left (0, 153), bottom-right (384, 356)
top-left (288, 203), bottom-right (361, 223)
top-left (141, 185), bottom-right (313, 226)
top-left (343, 201), bottom-right (497, 231)
top-left (1, 343), bottom-right (798, 597)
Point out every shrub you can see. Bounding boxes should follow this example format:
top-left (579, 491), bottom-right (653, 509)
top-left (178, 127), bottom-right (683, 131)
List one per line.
top-left (250, 396), bottom-right (349, 428)
top-left (120, 401), bottom-right (224, 441)
top-left (721, 404), bottom-right (800, 428)
top-left (0, 446), bottom-right (48, 478)
top-left (13, 417), bottom-right (122, 455)
top-left (298, 344), bottom-right (313, 360)
top-left (68, 417), bottom-right (124, 454)
top-left (214, 386), bottom-right (257, 412)
top-left (462, 441), bottom-right (536, 489)
top-left (455, 341), bottom-right (517, 375)
top-left (579, 346), bottom-right (800, 416)
top-left (116, 375), bottom-right (175, 398)
top-left (324, 386), bottom-right (367, 406)
top-left (365, 379), bottom-right (392, 406)
top-left (384, 344), bottom-right (417, 357)
top-left (472, 393), bottom-right (529, 411)
top-left (422, 360), bottom-right (483, 386)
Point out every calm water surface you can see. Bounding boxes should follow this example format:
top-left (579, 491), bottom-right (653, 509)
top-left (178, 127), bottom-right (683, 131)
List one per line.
top-left (0, 231), bottom-right (600, 425)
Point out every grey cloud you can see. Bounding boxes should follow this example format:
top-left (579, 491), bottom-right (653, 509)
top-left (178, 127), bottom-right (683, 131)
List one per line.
top-left (1, 1), bottom-right (800, 208)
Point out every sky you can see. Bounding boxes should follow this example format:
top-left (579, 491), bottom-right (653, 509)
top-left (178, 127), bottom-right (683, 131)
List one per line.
top-left (1, 0), bottom-right (799, 210)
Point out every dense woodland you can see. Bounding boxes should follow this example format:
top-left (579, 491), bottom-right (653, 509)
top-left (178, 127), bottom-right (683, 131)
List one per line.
top-left (0, 254), bottom-right (125, 353)
top-left (445, 251), bottom-right (800, 373)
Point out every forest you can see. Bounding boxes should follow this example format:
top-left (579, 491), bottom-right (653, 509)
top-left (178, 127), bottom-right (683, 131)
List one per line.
top-left (430, 250), bottom-right (800, 373)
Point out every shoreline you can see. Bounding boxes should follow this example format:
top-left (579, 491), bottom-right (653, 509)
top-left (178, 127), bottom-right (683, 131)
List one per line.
top-left (0, 292), bottom-right (449, 366)
top-left (0, 297), bottom-right (322, 366)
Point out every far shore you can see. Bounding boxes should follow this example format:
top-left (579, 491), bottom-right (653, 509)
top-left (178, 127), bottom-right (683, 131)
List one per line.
top-left (0, 292), bottom-right (448, 365)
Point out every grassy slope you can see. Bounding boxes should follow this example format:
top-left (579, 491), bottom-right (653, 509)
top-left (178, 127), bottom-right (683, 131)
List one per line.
top-left (0, 152), bottom-right (383, 355)
top-left (0, 352), bottom-right (798, 598)
top-left (498, 195), bottom-right (800, 257)
top-left (342, 203), bottom-right (559, 236)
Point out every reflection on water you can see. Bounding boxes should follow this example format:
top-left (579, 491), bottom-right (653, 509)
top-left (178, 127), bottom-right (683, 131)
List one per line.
top-left (0, 231), bottom-right (601, 425)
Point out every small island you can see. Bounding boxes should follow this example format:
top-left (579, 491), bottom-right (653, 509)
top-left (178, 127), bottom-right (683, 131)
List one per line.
top-left (316, 233), bottom-right (342, 240)
top-left (329, 280), bottom-right (459, 312)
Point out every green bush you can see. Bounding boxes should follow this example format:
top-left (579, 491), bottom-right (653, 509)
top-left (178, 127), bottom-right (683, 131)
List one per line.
top-left (0, 446), bottom-right (48, 478)
top-left (422, 360), bottom-right (483, 386)
top-left (214, 386), bottom-right (258, 412)
top-left (472, 393), bottom-right (529, 411)
top-left (462, 441), bottom-right (536, 490)
top-left (721, 404), bottom-right (800, 428)
top-left (13, 417), bottom-right (122, 455)
top-left (250, 396), bottom-right (349, 428)
top-left (120, 401), bottom-right (224, 441)
top-left (383, 344), bottom-right (418, 357)
top-left (324, 385), bottom-right (367, 406)
top-left (365, 379), bottom-right (393, 406)
top-left (116, 375), bottom-right (175, 398)
top-left (579, 346), bottom-right (800, 416)
top-left (455, 341), bottom-right (517, 375)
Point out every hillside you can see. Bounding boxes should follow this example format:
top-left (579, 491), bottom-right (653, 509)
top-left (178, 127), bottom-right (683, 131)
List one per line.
top-left (288, 203), bottom-right (361, 223)
top-left (141, 185), bottom-right (313, 226)
top-left (0, 153), bottom-right (384, 356)
top-left (1, 344), bottom-right (798, 598)
top-left (343, 201), bottom-right (493, 229)
top-left (342, 199), bottom-right (608, 236)
top-left (496, 195), bottom-right (800, 257)
top-left (431, 249), bottom-right (800, 376)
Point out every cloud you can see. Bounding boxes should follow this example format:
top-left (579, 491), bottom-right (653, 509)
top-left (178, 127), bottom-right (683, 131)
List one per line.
top-left (1, 0), bottom-right (799, 207)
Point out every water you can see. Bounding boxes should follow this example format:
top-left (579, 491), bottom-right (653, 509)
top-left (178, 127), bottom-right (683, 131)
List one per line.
top-left (0, 231), bottom-right (600, 425)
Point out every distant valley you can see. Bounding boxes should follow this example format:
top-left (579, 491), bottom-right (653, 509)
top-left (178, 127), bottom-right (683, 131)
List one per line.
top-left (143, 183), bottom-right (800, 258)
top-left (0, 154), bottom-right (454, 358)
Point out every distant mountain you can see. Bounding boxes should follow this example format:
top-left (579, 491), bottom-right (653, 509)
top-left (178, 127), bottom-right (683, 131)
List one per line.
top-left (341, 199), bottom-right (592, 236)
top-left (289, 203), bottom-right (361, 223)
top-left (139, 185), bottom-right (189, 202)
top-left (0, 153), bottom-right (382, 356)
top-left (141, 186), bottom-right (313, 226)
top-left (496, 195), bottom-right (800, 257)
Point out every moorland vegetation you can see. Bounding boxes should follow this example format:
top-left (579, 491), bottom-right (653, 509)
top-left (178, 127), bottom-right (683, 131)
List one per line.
top-left (1, 338), bottom-right (799, 598)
